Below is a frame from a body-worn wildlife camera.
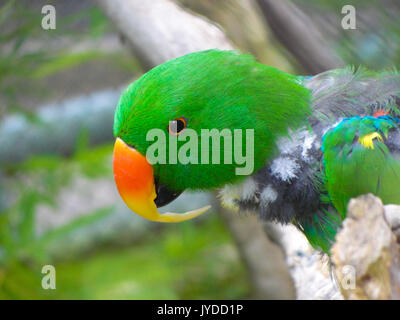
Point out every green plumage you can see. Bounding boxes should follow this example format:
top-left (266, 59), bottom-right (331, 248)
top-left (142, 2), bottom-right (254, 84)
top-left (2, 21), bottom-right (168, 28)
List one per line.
top-left (322, 116), bottom-right (400, 216)
top-left (114, 50), bottom-right (311, 191)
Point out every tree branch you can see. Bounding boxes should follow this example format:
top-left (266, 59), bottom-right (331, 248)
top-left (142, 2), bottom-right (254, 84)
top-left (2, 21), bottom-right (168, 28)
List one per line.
top-left (214, 199), bottom-right (295, 299)
top-left (256, 0), bottom-right (343, 74)
top-left (97, 0), bottom-right (232, 69)
top-left (332, 194), bottom-right (400, 299)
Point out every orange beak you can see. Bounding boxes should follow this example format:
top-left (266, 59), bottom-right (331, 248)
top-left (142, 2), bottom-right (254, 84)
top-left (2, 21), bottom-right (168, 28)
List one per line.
top-left (113, 138), bottom-right (210, 222)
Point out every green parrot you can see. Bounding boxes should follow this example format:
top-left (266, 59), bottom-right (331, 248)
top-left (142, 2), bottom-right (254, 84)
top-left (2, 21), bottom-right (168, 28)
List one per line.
top-left (112, 50), bottom-right (400, 253)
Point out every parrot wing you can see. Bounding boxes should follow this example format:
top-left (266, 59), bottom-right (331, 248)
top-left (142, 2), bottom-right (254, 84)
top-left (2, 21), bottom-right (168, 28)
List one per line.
top-left (322, 115), bottom-right (400, 217)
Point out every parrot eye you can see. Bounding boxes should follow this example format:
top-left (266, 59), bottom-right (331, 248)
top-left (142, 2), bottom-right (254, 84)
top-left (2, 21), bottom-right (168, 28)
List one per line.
top-left (168, 117), bottom-right (187, 135)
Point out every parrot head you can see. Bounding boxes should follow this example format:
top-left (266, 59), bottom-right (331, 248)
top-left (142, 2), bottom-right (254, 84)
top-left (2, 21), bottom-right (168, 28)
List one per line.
top-left (112, 50), bottom-right (311, 222)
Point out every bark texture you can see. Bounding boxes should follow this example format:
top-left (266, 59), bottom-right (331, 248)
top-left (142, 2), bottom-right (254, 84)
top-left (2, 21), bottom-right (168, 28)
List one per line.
top-left (256, 0), bottom-right (342, 73)
top-left (332, 194), bottom-right (400, 300)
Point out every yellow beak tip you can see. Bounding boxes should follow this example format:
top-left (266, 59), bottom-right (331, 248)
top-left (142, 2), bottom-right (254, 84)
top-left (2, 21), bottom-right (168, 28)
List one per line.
top-left (151, 205), bottom-right (212, 223)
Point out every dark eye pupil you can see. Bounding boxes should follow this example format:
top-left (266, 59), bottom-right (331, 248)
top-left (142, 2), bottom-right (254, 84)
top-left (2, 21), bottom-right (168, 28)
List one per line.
top-left (169, 118), bottom-right (186, 135)
top-left (176, 119), bottom-right (185, 133)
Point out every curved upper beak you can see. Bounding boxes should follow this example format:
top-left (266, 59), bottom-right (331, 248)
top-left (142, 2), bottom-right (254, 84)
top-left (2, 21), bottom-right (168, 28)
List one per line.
top-left (113, 137), bottom-right (210, 222)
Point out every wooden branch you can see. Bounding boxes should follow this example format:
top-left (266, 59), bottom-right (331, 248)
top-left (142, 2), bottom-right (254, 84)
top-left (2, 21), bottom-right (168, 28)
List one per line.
top-left (97, 0), bottom-right (232, 69)
top-left (331, 194), bottom-right (400, 299)
top-left (214, 198), bottom-right (295, 299)
top-left (270, 223), bottom-right (343, 300)
top-left (256, 0), bottom-right (343, 74)
top-left (176, 0), bottom-right (294, 71)
top-left (0, 88), bottom-right (121, 163)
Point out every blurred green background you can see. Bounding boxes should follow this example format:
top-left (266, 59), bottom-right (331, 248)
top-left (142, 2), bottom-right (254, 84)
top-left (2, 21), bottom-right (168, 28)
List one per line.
top-left (0, 0), bottom-right (399, 299)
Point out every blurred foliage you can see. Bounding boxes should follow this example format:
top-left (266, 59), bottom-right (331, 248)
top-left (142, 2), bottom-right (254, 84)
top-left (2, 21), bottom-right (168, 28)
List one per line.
top-left (0, 0), bottom-right (139, 300)
top-left (0, 141), bottom-right (113, 265)
top-left (0, 214), bottom-right (249, 299)
top-left (0, 0), bottom-right (138, 118)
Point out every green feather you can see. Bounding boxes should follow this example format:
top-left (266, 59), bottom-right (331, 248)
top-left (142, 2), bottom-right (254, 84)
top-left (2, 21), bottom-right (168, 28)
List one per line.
top-left (322, 116), bottom-right (400, 218)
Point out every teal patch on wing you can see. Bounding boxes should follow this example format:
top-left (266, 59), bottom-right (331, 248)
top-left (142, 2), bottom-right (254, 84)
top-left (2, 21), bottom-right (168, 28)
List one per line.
top-left (322, 116), bottom-right (400, 217)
